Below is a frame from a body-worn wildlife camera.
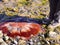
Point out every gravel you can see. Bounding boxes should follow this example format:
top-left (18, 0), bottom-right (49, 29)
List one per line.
top-left (0, 0), bottom-right (60, 45)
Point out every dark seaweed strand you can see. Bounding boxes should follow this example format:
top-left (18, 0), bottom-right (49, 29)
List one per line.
top-left (0, 14), bottom-right (50, 25)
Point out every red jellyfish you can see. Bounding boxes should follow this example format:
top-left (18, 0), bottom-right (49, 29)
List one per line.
top-left (0, 22), bottom-right (43, 40)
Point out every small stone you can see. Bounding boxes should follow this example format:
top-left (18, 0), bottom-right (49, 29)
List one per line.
top-left (13, 40), bottom-right (18, 45)
top-left (0, 38), bottom-right (8, 45)
top-left (29, 39), bottom-right (33, 42)
top-left (5, 36), bottom-right (9, 40)
top-left (18, 39), bottom-right (26, 45)
top-left (0, 31), bottom-right (3, 38)
top-left (37, 42), bottom-right (41, 45)
top-left (29, 41), bottom-right (34, 45)
top-left (1, 42), bottom-right (8, 45)
top-left (49, 31), bottom-right (58, 38)
top-left (0, 38), bottom-right (4, 43)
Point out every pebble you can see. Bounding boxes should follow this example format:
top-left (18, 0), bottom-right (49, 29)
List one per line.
top-left (1, 42), bottom-right (8, 45)
top-left (0, 38), bottom-right (8, 45)
top-left (5, 36), bottom-right (9, 40)
top-left (13, 40), bottom-right (18, 45)
top-left (37, 42), bottom-right (41, 45)
top-left (29, 41), bottom-right (34, 45)
top-left (49, 31), bottom-right (58, 38)
top-left (0, 38), bottom-right (4, 42)
top-left (0, 31), bottom-right (3, 38)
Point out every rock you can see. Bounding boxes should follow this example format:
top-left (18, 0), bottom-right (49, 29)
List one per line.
top-left (5, 36), bottom-right (9, 41)
top-left (49, 31), bottom-right (58, 38)
top-left (0, 38), bottom-right (4, 42)
top-left (1, 42), bottom-right (8, 45)
top-left (0, 31), bottom-right (3, 38)
top-left (0, 38), bottom-right (8, 45)
top-left (13, 40), bottom-right (18, 45)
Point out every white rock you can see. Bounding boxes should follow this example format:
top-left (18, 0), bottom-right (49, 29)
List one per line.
top-left (14, 40), bottom-right (18, 45)
top-left (30, 41), bottom-right (34, 45)
top-left (1, 42), bottom-right (8, 45)
top-left (49, 31), bottom-right (57, 38)
top-left (0, 31), bottom-right (3, 38)
top-left (0, 38), bottom-right (4, 42)
top-left (5, 36), bottom-right (9, 40)
top-left (30, 39), bottom-right (33, 42)
top-left (49, 22), bottom-right (60, 30)
top-left (37, 42), bottom-right (41, 45)
top-left (0, 38), bottom-right (8, 45)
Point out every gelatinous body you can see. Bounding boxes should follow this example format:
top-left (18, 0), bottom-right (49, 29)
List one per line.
top-left (0, 22), bottom-right (42, 39)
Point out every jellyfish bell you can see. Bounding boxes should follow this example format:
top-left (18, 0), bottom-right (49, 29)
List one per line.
top-left (0, 22), bottom-right (43, 40)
